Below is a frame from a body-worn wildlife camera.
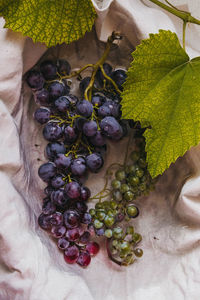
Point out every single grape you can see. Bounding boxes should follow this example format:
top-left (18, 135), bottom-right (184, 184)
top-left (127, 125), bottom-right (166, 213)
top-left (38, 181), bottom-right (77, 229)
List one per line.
top-left (128, 176), bottom-right (140, 187)
top-left (34, 88), bottom-right (50, 105)
top-left (63, 209), bottom-right (80, 229)
top-left (124, 191), bottom-right (134, 202)
top-left (38, 162), bottom-right (57, 182)
top-left (51, 225), bottom-right (66, 238)
top-left (64, 245), bottom-right (79, 264)
top-left (57, 237), bottom-right (70, 250)
top-left (26, 70), bottom-right (44, 90)
top-left (113, 227), bottom-right (123, 239)
top-left (80, 186), bottom-right (91, 201)
top-left (111, 69), bottom-right (127, 90)
top-left (50, 212), bottom-right (63, 226)
top-left (43, 122), bottom-right (63, 142)
top-left (104, 215), bottom-right (115, 228)
top-left (83, 120), bottom-right (98, 137)
top-left (100, 116), bottom-right (123, 140)
top-left (103, 100), bottom-right (121, 118)
top-left (77, 251), bottom-right (91, 267)
top-left (98, 104), bottom-right (112, 118)
top-left (132, 233), bottom-right (142, 244)
top-left (45, 142), bottom-right (66, 160)
top-left (71, 157), bottom-right (86, 176)
top-left (112, 190), bottom-right (123, 202)
top-left (96, 211), bottom-right (106, 221)
top-left (75, 201), bottom-right (88, 214)
top-left (66, 228), bottom-right (80, 241)
top-left (38, 213), bottom-right (52, 230)
top-left (94, 219), bottom-right (104, 229)
top-left (115, 170), bottom-right (126, 181)
top-left (86, 153), bottom-right (104, 173)
top-left (40, 60), bottom-right (57, 80)
top-left (48, 81), bottom-right (66, 101)
top-left (42, 200), bottom-right (56, 215)
top-left (134, 248), bottom-right (143, 257)
top-left (54, 154), bottom-right (72, 170)
top-left (76, 100), bottom-right (93, 118)
top-left (79, 77), bottom-right (91, 95)
top-left (126, 205), bottom-right (139, 218)
top-left (104, 229), bottom-right (113, 238)
top-left (34, 107), bottom-right (51, 124)
top-left (56, 59), bottom-right (71, 76)
top-left (119, 241), bottom-right (131, 255)
top-left (91, 94), bottom-right (106, 107)
top-left (54, 96), bottom-right (70, 112)
top-left (89, 131), bottom-right (106, 147)
top-left (111, 179), bottom-right (121, 190)
top-left (74, 117), bottom-right (87, 132)
top-left (95, 227), bottom-right (105, 236)
top-left (120, 184), bottom-right (130, 193)
top-left (51, 189), bottom-right (68, 207)
top-left (64, 126), bottom-right (78, 143)
top-left (51, 174), bottom-right (65, 189)
top-left (79, 231), bottom-right (90, 244)
top-left (82, 212), bottom-right (92, 224)
top-left (65, 181), bottom-right (81, 199)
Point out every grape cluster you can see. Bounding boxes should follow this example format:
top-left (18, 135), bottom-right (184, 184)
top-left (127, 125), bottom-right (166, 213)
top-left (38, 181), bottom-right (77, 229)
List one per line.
top-left (26, 53), bottom-right (127, 267)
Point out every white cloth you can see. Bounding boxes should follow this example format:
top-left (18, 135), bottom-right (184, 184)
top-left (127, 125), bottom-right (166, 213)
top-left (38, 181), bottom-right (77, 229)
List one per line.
top-left (0, 1), bottom-right (200, 299)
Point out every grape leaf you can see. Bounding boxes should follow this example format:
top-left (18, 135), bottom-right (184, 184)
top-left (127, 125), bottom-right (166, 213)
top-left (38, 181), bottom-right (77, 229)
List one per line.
top-left (121, 30), bottom-right (200, 178)
top-left (0, 0), bottom-right (96, 47)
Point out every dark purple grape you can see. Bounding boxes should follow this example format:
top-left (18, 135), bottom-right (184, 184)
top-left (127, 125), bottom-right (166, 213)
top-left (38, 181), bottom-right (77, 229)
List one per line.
top-left (96, 63), bottom-right (112, 86)
top-left (77, 251), bottom-right (91, 267)
top-left (111, 69), bottom-right (127, 90)
top-left (51, 174), bottom-right (65, 189)
top-left (79, 77), bottom-right (91, 95)
top-left (40, 60), bottom-right (57, 80)
top-left (76, 100), bottom-right (93, 118)
top-left (100, 116), bottom-right (123, 140)
top-left (63, 209), bottom-right (80, 229)
top-left (83, 120), bottom-right (98, 137)
top-left (86, 153), bottom-right (104, 173)
top-left (64, 245), bottom-right (79, 264)
top-left (26, 70), bottom-right (44, 90)
top-left (51, 225), bottom-right (66, 238)
top-left (103, 100), bottom-right (121, 118)
top-left (38, 213), bottom-right (52, 230)
top-left (80, 186), bottom-right (91, 201)
top-left (75, 201), bottom-right (88, 214)
top-left (66, 228), bottom-right (80, 241)
top-left (71, 157), bottom-right (86, 176)
top-left (89, 131), bottom-right (106, 147)
top-left (34, 107), bottom-right (51, 124)
top-left (54, 154), bottom-right (72, 170)
top-left (98, 104), bottom-right (111, 117)
top-left (51, 189), bottom-right (68, 207)
top-left (64, 126), bottom-right (77, 143)
top-left (50, 212), bottom-right (63, 226)
top-left (57, 237), bottom-right (70, 250)
top-left (81, 212), bottom-right (92, 224)
top-left (74, 117), bottom-right (87, 131)
top-left (42, 200), bottom-right (56, 215)
top-left (48, 82), bottom-right (66, 101)
top-left (38, 162), bottom-right (57, 182)
top-left (34, 88), bottom-right (50, 105)
top-left (45, 142), bottom-right (66, 160)
top-left (79, 231), bottom-right (90, 244)
top-left (65, 181), bottom-right (81, 199)
top-left (43, 122), bottom-right (63, 142)
top-left (91, 94), bottom-right (106, 107)
top-left (54, 96), bottom-right (70, 112)
top-left (44, 185), bottom-right (55, 196)
top-left (56, 59), bottom-right (71, 76)
top-left (66, 94), bottom-right (78, 106)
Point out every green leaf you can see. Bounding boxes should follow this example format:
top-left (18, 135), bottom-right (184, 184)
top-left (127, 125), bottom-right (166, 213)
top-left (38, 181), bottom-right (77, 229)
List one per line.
top-left (121, 30), bottom-right (200, 178)
top-left (0, 0), bottom-right (96, 47)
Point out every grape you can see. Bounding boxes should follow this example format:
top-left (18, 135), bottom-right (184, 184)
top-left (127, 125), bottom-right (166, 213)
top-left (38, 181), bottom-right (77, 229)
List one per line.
top-left (66, 228), bottom-right (80, 241)
top-left (64, 126), bottom-right (78, 143)
top-left (96, 63), bottom-right (112, 86)
top-left (54, 154), bottom-right (72, 170)
top-left (38, 213), bottom-right (52, 230)
top-left (91, 94), bottom-right (106, 107)
top-left (51, 189), bottom-right (68, 207)
top-left (64, 245), bottom-right (79, 264)
top-left (71, 157), bottom-right (86, 176)
top-left (66, 94), bottom-right (78, 106)
top-left (26, 70), bottom-right (44, 90)
top-left (95, 228), bottom-right (105, 236)
top-left (56, 59), bottom-right (71, 76)
top-left (86, 153), bottom-right (103, 173)
top-left (44, 185), bottom-right (55, 196)
top-left (98, 104), bottom-right (111, 118)
top-left (75, 201), bottom-right (88, 214)
top-left (51, 174), bottom-right (65, 189)
top-left (50, 212), bottom-right (63, 226)
top-left (89, 131), bottom-right (106, 147)
top-left (45, 142), bottom-right (66, 160)
top-left (54, 96), bottom-right (70, 112)
top-left (79, 77), bottom-right (91, 95)
top-left (57, 237), bottom-right (70, 250)
top-left (134, 248), bottom-right (143, 257)
top-left (34, 107), bottom-right (51, 124)
top-left (126, 205), bottom-right (139, 218)
top-left (79, 231), bottom-right (90, 244)
top-left (100, 116), bottom-right (123, 140)
top-left (34, 88), bottom-right (50, 105)
top-left (43, 122), bottom-right (63, 142)
top-left (111, 69), bottom-right (127, 90)
top-left (104, 229), bottom-right (113, 238)
top-left (82, 212), bottom-right (92, 224)
top-left (51, 225), bottom-right (66, 238)
top-left (76, 100), bottom-right (93, 118)
top-left (48, 82), bottom-right (67, 101)
top-left (65, 181), bottom-right (81, 199)
top-left (40, 60), bottom-right (57, 80)
top-left (83, 120), bottom-right (98, 137)
top-left (80, 186), bottom-right (91, 201)
top-left (77, 251), bottom-right (91, 267)
top-left (38, 162), bottom-right (57, 182)
top-left (42, 200), bottom-right (56, 215)
top-left (102, 100), bottom-right (121, 118)
top-left (64, 209), bottom-right (80, 229)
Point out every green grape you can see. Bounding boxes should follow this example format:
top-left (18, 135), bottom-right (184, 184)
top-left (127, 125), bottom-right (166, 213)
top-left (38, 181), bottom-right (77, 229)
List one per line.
top-left (94, 219), bottom-right (104, 229)
top-left (115, 170), bottom-right (126, 181)
top-left (130, 151), bottom-right (140, 162)
top-left (126, 205), bottom-right (139, 218)
top-left (126, 226), bottom-right (134, 235)
top-left (128, 176), bottom-right (140, 187)
top-left (110, 200), bottom-right (118, 209)
top-left (139, 182), bottom-right (147, 191)
top-left (138, 158), bottom-right (147, 168)
top-left (107, 210), bottom-right (114, 217)
top-left (120, 241), bottom-right (131, 255)
top-left (97, 211), bottom-right (106, 221)
top-left (105, 229), bottom-right (113, 238)
top-left (89, 208), bottom-right (96, 217)
top-left (104, 215), bottom-right (115, 227)
top-left (134, 248), bottom-right (143, 257)
top-left (112, 190), bottom-right (123, 202)
top-left (124, 191), bottom-right (134, 202)
top-left (113, 227), bottom-right (123, 239)
top-left (135, 168), bottom-right (144, 178)
top-left (95, 202), bottom-right (104, 210)
top-left (112, 239), bottom-right (119, 249)
top-left (120, 184), bottom-right (130, 193)
top-left (111, 179), bottom-right (121, 190)
top-left (122, 253), bottom-right (135, 265)
top-left (132, 233), bottom-right (142, 244)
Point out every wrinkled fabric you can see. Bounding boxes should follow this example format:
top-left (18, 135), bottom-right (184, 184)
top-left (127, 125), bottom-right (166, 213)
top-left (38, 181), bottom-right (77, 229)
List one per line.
top-left (0, 1), bottom-right (200, 299)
